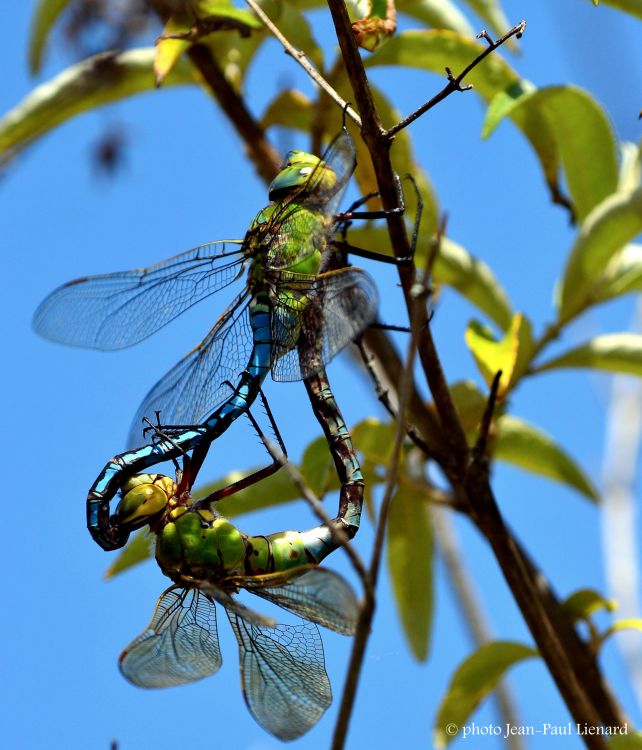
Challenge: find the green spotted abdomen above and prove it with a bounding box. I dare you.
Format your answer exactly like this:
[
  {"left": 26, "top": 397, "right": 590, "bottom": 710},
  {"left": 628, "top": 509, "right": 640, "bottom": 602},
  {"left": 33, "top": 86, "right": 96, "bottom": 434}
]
[{"left": 156, "top": 507, "right": 313, "bottom": 581}]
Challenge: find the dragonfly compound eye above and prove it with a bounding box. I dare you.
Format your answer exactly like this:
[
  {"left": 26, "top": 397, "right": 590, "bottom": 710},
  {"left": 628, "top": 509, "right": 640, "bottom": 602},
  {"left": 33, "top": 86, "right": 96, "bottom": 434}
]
[
  {"left": 115, "top": 474, "right": 174, "bottom": 529},
  {"left": 269, "top": 151, "right": 337, "bottom": 200}
]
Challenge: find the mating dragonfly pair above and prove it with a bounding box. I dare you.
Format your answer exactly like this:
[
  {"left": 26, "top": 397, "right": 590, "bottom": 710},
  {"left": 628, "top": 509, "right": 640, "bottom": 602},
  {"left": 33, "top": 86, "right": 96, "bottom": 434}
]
[{"left": 35, "top": 128, "right": 415, "bottom": 739}]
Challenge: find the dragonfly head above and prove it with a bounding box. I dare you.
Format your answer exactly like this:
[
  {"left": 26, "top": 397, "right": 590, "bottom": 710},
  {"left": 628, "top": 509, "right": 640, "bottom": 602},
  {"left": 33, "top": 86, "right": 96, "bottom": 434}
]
[
  {"left": 114, "top": 474, "right": 177, "bottom": 530},
  {"left": 269, "top": 150, "right": 337, "bottom": 202}
]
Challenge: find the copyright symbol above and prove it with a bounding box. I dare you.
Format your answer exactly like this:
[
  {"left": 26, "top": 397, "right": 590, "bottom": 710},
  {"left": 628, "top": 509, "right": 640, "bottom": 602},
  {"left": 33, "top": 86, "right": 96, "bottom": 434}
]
[{"left": 446, "top": 724, "right": 458, "bottom": 736}]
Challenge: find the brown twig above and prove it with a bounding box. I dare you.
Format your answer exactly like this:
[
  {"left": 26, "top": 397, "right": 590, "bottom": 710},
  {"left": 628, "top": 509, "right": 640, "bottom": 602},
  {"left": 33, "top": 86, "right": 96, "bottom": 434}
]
[
  {"left": 244, "top": 0, "right": 362, "bottom": 128},
  {"left": 386, "top": 21, "right": 526, "bottom": 138},
  {"left": 257, "top": 434, "right": 369, "bottom": 584}
]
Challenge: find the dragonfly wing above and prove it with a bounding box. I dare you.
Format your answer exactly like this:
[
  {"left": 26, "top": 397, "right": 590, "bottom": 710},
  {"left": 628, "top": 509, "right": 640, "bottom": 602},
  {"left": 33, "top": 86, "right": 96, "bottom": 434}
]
[
  {"left": 119, "top": 586, "right": 222, "bottom": 687},
  {"left": 271, "top": 267, "right": 378, "bottom": 382},
  {"left": 246, "top": 568, "right": 359, "bottom": 635},
  {"left": 33, "top": 240, "right": 246, "bottom": 350},
  {"left": 314, "top": 127, "right": 357, "bottom": 219},
  {"left": 227, "top": 612, "right": 331, "bottom": 740},
  {"left": 127, "top": 290, "right": 252, "bottom": 446}
]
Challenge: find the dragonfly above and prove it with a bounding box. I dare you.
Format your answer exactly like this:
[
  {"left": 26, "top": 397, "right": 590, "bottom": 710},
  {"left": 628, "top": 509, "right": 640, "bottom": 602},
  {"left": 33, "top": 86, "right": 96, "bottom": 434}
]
[
  {"left": 112, "top": 464, "right": 359, "bottom": 741},
  {"left": 33, "top": 128, "right": 404, "bottom": 551}
]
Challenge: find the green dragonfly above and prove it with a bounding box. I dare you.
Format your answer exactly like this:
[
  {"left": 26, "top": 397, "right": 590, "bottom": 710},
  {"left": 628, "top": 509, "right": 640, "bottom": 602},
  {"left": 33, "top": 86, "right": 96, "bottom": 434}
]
[
  {"left": 34, "top": 128, "right": 399, "bottom": 551},
  {"left": 113, "top": 469, "right": 359, "bottom": 741}
]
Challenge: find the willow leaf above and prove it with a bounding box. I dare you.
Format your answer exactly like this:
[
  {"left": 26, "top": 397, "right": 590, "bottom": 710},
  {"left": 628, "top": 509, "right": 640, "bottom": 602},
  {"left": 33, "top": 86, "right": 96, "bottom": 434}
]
[
  {"left": 434, "top": 641, "right": 538, "bottom": 748},
  {"left": 536, "top": 334, "right": 642, "bottom": 378},
  {"left": 387, "top": 484, "right": 433, "bottom": 660},
  {"left": 483, "top": 85, "right": 618, "bottom": 222},
  {"left": 105, "top": 529, "right": 156, "bottom": 579},
  {"left": 28, "top": 0, "right": 73, "bottom": 74},
  {"left": 559, "top": 187, "right": 642, "bottom": 319},
  {"left": 495, "top": 415, "right": 599, "bottom": 502},
  {"left": 365, "top": 31, "right": 562, "bottom": 207},
  {"left": 0, "top": 49, "right": 198, "bottom": 164},
  {"left": 562, "top": 588, "right": 617, "bottom": 623},
  {"left": 587, "top": 0, "right": 642, "bottom": 20},
  {"left": 465, "top": 314, "right": 534, "bottom": 395},
  {"left": 397, "top": 0, "right": 475, "bottom": 35}
]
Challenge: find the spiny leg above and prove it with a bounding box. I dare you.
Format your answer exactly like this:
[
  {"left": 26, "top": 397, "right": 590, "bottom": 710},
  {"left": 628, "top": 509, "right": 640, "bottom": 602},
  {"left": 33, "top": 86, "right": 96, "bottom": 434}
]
[{"left": 195, "top": 389, "right": 288, "bottom": 506}]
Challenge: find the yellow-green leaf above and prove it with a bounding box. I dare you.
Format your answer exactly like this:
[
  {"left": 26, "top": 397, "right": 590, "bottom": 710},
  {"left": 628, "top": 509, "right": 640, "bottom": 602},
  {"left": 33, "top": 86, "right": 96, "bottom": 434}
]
[
  {"left": 0, "top": 48, "right": 198, "bottom": 164},
  {"left": 299, "top": 435, "right": 338, "bottom": 495},
  {"left": 462, "top": 0, "right": 513, "bottom": 41},
  {"left": 387, "top": 484, "right": 433, "bottom": 660},
  {"left": 535, "top": 334, "right": 642, "bottom": 378},
  {"left": 609, "top": 732, "right": 642, "bottom": 750},
  {"left": 105, "top": 529, "right": 155, "bottom": 579},
  {"left": 344, "top": 227, "right": 512, "bottom": 329},
  {"left": 449, "top": 380, "right": 488, "bottom": 434},
  {"left": 587, "top": 1, "right": 642, "bottom": 20},
  {"left": 484, "top": 85, "right": 618, "bottom": 222},
  {"left": 465, "top": 313, "right": 534, "bottom": 395},
  {"left": 365, "top": 31, "right": 564, "bottom": 211},
  {"left": 618, "top": 141, "right": 642, "bottom": 193},
  {"left": 562, "top": 588, "right": 617, "bottom": 623},
  {"left": 352, "top": 418, "right": 397, "bottom": 467},
  {"left": 396, "top": 0, "right": 475, "bottom": 36},
  {"left": 434, "top": 641, "right": 538, "bottom": 748},
  {"left": 559, "top": 187, "right": 642, "bottom": 319},
  {"left": 261, "top": 89, "right": 314, "bottom": 131},
  {"left": 605, "top": 618, "right": 642, "bottom": 637},
  {"left": 594, "top": 244, "right": 642, "bottom": 304},
  {"left": 28, "top": 0, "right": 73, "bottom": 74},
  {"left": 494, "top": 415, "right": 599, "bottom": 502}
]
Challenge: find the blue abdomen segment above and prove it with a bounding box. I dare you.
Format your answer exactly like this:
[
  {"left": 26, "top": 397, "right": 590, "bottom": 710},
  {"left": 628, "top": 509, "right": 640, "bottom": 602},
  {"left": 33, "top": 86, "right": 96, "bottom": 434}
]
[{"left": 87, "top": 298, "right": 272, "bottom": 550}]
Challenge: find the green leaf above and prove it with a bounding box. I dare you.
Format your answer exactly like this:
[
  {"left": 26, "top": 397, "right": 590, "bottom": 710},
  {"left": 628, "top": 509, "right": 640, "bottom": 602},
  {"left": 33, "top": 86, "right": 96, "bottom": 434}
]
[
  {"left": 0, "top": 48, "right": 198, "bottom": 164},
  {"left": 105, "top": 529, "right": 156, "bottom": 579},
  {"left": 396, "top": 0, "right": 475, "bottom": 36},
  {"left": 494, "top": 415, "right": 599, "bottom": 502},
  {"left": 299, "top": 435, "right": 338, "bottom": 495},
  {"left": 344, "top": 226, "right": 512, "bottom": 329},
  {"left": 434, "top": 641, "right": 538, "bottom": 748},
  {"left": 261, "top": 89, "right": 314, "bottom": 131},
  {"left": 618, "top": 141, "right": 642, "bottom": 193},
  {"left": 587, "top": 1, "right": 642, "bottom": 21},
  {"left": 449, "top": 380, "right": 488, "bottom": 434},
  {"left": 536, "top": 334, "right": 642, "bottom": 378},
  {"left": 609, "top": 732, "right": 642, "bottom": 750},
  {"left": 461, "top": 0, "right": 513, "bottom": 40},
  {"left": 559, "top": 187, "right": 642, "bottom": 319},
  {"left": 484, "top": 85, "right": 618, "bottom": 222},
  {"left": 436, "top": 238, "right": 513, "bottom": 330},
  {"left": 197, "top": 463, "right": 304, "bottom": 518},
  {"left": 562, "top": 588, "right": 617, "bottom": 623},
  {"left": 352, "top": 418, "right": 397, "bottom": 466},
  {"left": 365, "top": 31, "right": 565, "bottom": 210},
  {"left": 465, "top": 313, "right": 534, "bottom": 395},
  {"left": 605, "top": 618, "right": 642, "bottom": 637},
  {"left": 387, "top": 484, "right": 433, "bottom": 660},
  {"left": 594, "top": 244, "right": 642, "bottom": 304},
  {"left": 28, "top": 0, "right": 73, "bottom": 74}
]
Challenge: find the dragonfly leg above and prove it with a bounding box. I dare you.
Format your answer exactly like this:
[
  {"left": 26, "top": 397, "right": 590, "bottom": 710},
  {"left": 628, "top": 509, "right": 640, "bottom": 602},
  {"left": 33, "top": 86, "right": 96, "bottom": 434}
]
[
  {"left": 333, "top": 173, "right": 423, "bottom": 266},
  {"left": 196, "top": 390, "right": 288, "bottom": 505}
]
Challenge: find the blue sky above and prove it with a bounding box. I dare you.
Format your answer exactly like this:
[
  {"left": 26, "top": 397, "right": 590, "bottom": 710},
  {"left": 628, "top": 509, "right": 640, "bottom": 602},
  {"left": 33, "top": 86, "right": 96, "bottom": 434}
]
[{"left": 3, "top": 1, "right": 642, "bottom": 748}]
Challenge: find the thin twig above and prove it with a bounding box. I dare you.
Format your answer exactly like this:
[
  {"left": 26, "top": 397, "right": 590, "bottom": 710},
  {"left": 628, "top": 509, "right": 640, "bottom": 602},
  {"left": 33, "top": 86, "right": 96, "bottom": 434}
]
[
  {"left": 331, "top": 230, "right": 429, "bottom": 750},
  {"left": 257, "top": 435, "right": 369, "bottom": 583},
  {"left": 386, "top": 21, "right": 526, "bottom": 137},
  {"left": 244, "top": 0, "right": 362, "bottom": 128}
]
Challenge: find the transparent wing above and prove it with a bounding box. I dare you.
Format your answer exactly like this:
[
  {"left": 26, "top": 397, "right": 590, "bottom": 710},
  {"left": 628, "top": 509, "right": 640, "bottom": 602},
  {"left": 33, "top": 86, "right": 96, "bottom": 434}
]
[
  {"left": 127, "top": 290, "right": 253, "bottom": 446},
  {"left": 271, "top": 267, "right": 378, "bottom": 382},
  {"left": 33, "top": 240, "right": 246, "bottom": 350},
  {"left": 314, "top": 127, "right": 357, "bottom": 220},
  {"left": 119, "top": 586, "right": 222, "bottom": 688},
  {"left": 242, "top": 567, "right": 358, "bottom": 635},
  {"left": 227, "top": 612, "right": 331, "bottom": 741}
]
